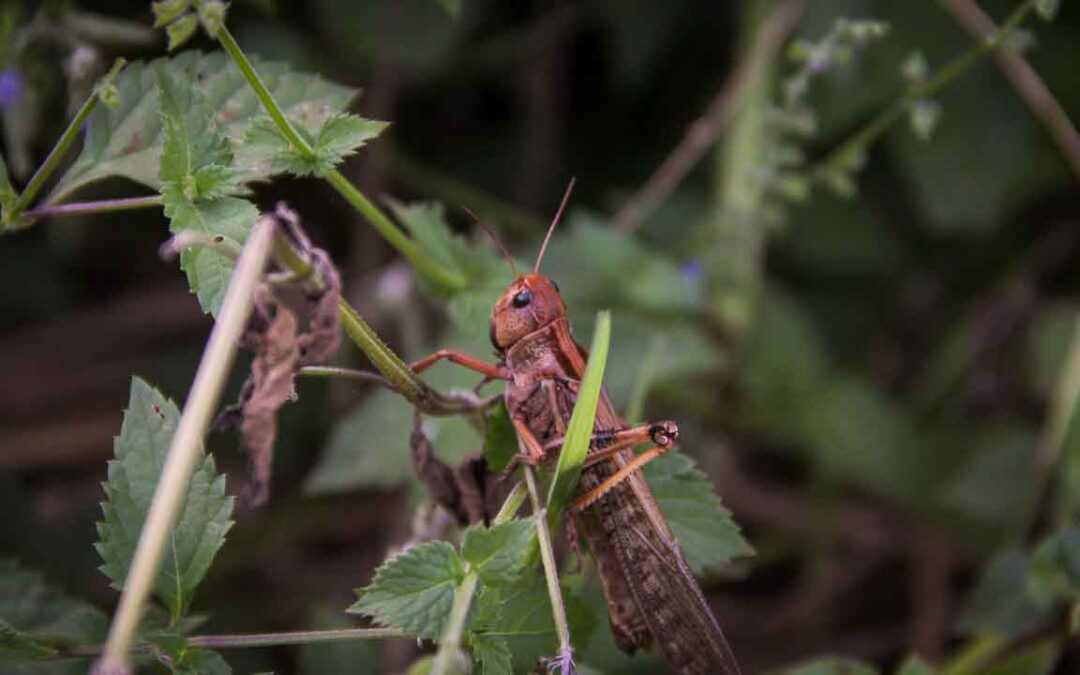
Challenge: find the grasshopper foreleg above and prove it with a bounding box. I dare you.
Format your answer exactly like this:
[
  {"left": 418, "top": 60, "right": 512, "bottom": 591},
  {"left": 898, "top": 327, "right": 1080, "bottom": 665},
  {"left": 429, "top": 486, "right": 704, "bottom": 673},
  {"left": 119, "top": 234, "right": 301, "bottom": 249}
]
[{"left": 410, "top": 349, "right": 509, "bottom": 380}]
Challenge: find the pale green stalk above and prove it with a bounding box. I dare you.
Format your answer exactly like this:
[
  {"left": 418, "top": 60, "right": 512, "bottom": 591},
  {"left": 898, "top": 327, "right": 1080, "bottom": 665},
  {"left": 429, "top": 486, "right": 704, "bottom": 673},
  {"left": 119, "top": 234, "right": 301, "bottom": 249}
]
[{"left": 94, "top": 214, "right": 275, "bottom": 674}]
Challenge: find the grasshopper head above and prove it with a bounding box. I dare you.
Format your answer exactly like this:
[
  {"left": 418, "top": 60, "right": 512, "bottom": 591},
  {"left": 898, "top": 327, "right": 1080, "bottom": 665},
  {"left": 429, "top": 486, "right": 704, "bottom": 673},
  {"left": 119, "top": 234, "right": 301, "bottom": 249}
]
[{"left": 490, "top": 274, "right": 566, "bottom": 350}]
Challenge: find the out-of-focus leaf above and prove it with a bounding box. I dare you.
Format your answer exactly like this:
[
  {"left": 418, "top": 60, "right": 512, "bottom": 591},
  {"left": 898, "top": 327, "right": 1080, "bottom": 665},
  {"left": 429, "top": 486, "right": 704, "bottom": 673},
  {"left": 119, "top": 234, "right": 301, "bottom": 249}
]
[
  {"left": 982, "top": 639, "right": 1059, "bottom": 675},
  {"left": 483, "top": 403, "right": 518, "bottom": 473},
  {"left": 1034, "top": 0, "right": 1060, "bottom": 22},
  {"left": 461, "top": 519, "right": 536, "bottom": 587},
  {"left": 304, "top": 388, "right": 415, "bottom": 494},
  {"left": 0, "top": 560, "right": 107, "bottom": 667},
  {"left": 958, "top": 550, "right": 1055, "bottom": 636},
  {"left": 349, "top": 541, "right": 465, "bottom": 639},
  {"left": 95, "top": 378, "right": 234, "bottom": 623},
  {"left": 779, "top": 657, "right": 879, "bottom": 674},
  {"left": 644, "top": 450, "right": 753, "bottom": 575},
  {"left": 48, "top": 51, "right": 358, "bottom": 203},
  {"left": 896, "top": 655, "right": 934, "bottom": 675},
  {"left": 941, "top": 426, "right": 1037, "bottom": 533}
]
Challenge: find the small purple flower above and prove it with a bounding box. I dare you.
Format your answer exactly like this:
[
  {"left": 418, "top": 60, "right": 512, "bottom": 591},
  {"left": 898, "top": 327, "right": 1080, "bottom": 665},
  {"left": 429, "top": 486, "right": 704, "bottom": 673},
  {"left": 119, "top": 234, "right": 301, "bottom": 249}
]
[
  {"left": 0, "top": 69, "right": 23, "bottom": 108},
  {"left": 681, "top": 259, "right": 704, "bottom": 284}
]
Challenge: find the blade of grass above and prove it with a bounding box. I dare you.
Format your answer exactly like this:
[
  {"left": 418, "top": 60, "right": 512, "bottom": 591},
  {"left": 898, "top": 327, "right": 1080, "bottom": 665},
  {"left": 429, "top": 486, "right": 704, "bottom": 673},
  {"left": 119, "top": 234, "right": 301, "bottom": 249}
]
[{"left": 546, "top": 311, "right": 611, "bottom": 518}]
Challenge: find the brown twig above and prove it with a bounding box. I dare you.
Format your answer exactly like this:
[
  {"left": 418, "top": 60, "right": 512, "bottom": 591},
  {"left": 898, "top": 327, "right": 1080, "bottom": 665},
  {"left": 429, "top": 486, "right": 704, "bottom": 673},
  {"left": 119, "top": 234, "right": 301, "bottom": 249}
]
[
  {"left": 942, "top": 0, "right": 1080, "bottom": 181},
  {"left": 611, "top": 0, "right": 805, "bottom": 233}
]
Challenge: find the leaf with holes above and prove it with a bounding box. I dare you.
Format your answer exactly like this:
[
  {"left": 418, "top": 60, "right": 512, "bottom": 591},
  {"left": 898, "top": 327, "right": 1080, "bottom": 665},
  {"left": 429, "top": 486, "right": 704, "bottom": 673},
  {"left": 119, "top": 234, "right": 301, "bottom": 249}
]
[{"left": 95, "top": 378, "right": 234, "bottom": 624}]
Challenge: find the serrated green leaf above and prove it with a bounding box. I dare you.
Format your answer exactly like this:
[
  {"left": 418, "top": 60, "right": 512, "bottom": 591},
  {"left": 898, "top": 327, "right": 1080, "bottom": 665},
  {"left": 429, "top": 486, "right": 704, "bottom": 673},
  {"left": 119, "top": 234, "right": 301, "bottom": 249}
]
[
  {"left": 349, "top": 541, "right": 465, "bottom": 639},
  {"left": 547, "top": 311, "right": 610, "bottom": 518},
  {"left": 462, "top": 519, "right": 537, "bottom": 587},
  {"left": 483, "top": 403, "right": 518, "bottom": 473},
  {"left": 242, "top": 117, "right": 314, "bottom": 176},
  {"left": 153, "top": 0, "right": 192, "bottom": 27},
  {"left": 95, "top": 378, "right": 234, "bottom": 623},
  {"left": 156, "top": 67, "right": 256, "bottom": 315},
  {"left": 48, "top": 51, "right": 358, "bottom": 204},
  {"left": 146, "top": 630, "right": 232, "bottom": 674},
  {"left": 166, "top": 14, "right": 199, "bottom": 51},
  {"left": 644, "top": 450, "right": 753, "bottom": 574},
  {"left": 314, "top": 114, "right": 387, "bottom": 170},
  {"left": 1035, "top": 0, "right": 1060, "bottom": 22},
  {"left": 0, "top": 620, "right": 56, "bottom": 659}
]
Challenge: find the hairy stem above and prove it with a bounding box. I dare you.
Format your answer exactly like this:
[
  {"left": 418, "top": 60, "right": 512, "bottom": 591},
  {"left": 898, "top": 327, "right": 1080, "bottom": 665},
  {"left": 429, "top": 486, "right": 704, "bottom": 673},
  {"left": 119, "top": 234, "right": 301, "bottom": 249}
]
[
  {"left": 215, "top": 25, "right": 465, "bottom": 292},
  {"left": 808, "top": 0, "right": 1037, "bottom": 183},
  {"left": 94, "top": 213, "right": 275, "bottom": 674},
  {"left": 6, "top": 59, "right": 126, "bottom": 228},
  {"left": 525, "top": 466, "right": 574, "bottom": 673},
  {"left": 429, "top": 481, "right": 527, "bottom": 675}
]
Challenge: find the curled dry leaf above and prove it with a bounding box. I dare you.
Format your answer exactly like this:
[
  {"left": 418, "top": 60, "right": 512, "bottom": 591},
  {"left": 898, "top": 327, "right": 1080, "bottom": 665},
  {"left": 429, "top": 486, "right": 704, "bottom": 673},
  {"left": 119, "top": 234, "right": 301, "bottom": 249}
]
[
  {"left": 219, "top": 206, "right": 342, "bottom": 506},
  {"left": 409, "top": 418, "right": 501, "bottom": 527}
]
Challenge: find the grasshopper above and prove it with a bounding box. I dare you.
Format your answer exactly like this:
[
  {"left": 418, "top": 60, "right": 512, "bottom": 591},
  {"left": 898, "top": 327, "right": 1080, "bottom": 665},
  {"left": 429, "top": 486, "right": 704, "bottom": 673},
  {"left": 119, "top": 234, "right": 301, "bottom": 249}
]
[{"left": 411, "top": 185, "right": 741, "bottom": 675}]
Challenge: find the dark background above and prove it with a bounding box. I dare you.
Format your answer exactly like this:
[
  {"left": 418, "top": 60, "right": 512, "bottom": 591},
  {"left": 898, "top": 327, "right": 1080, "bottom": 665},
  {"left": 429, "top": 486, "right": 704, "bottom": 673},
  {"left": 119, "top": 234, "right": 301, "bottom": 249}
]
[{"left": 1, "top": 0, "right": 1079, "bottom": 672}]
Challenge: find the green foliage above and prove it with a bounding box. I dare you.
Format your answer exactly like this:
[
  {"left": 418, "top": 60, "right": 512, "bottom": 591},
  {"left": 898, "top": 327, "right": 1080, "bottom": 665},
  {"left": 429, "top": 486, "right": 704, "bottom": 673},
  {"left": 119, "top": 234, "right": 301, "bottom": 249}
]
[
  {"left": 780, "top": 657, "right": 879, "bottom": 675},
  {"left": 349, "top": 541, "right": 466, "bottom": 639},
  {"left": 482, "top": 403, "right": 518, "bottom": 473},
  {"left": 48, "top": 50, "right": 358, "bottom": 204},
  {"left": 546, "top": 311, "right": 610, "bottom": 518},
  {"left": 145, "top": 631, "right": 231, "bottom": 674},
  {"left": 95, "top": 378, "right": 234, "bottom": 624},
  {"left": 461, "top": 520, "right": 537, "bottom": 587},
  {"left": 156, "top": 65, "right": 255, "bottom": 315},
  {"left": 0, "top": 560, "right": 107, "bottom": 668},
  {"left": 644, "top": 451, "right": 753, "bottom": 574},
  {"left": 244, "top": 113, "right": 387, "bottom": 177}
]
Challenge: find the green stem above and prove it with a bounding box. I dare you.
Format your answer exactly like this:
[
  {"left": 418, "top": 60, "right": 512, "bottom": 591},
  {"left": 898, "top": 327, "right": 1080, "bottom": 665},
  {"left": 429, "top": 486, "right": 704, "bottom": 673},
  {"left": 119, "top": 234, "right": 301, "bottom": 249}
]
[
  {"left": 7, "top": 59, "right": 127, "bottom": 225},
  {"left": 429, "top": 482, "right": 527, "bottom": 675},
  {"left": 809, "top": 0, "right": 1036, "bottom": 182},
  {"left": 524, "top": 466, "right": 574, "bottom": 672},
  {"left": 216, "top": 25, "right": 465, "bottom": 292},
  {"left": 95, "top": 212, "right": 275, "bottom": 673}
]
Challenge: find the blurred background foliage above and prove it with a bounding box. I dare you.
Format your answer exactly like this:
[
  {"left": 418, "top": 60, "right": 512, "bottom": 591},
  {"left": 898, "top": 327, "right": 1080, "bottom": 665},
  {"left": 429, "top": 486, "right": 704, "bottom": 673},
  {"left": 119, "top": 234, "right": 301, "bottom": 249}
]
[{"left": 1, "top": 0, "right": 1079, "bottom": 673}]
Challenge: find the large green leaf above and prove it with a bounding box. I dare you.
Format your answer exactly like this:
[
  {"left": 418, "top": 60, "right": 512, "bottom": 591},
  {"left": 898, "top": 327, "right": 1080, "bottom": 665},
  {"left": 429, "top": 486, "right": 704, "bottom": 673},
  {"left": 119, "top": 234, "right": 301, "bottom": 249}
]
[
  {"left": 95, "top": 377, "right": 235, "bottom": 623},
  {"left": 348, "top": 541, "right": 466, "bottom": 639},
  {"left": 48, "top": 50, "right": 358, "bottom": 203},
  {"left": 0, "top": 560, "right": 107, "bottom": 671},
  {"left": 644, "top": 450, "right": 753, "bottom": 575},
  {"left": 461, "top": 519, "right": 537, "bottom": 587}
]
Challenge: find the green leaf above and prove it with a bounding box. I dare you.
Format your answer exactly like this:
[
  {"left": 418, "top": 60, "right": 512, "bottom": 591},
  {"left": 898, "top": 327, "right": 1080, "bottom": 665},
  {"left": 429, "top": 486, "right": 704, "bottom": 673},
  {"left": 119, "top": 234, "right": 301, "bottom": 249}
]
[
  {"left": 958, "top": 550, "right": 1057, "bottom": 637},
  {"left": 483, "top": 403, "right": 518, "bottom": 473},
  {"left": 547, "top": 311, "right": 611, "bottom": 517},
  {"left": 48, "top": 51, "right": 358, "bottom": 204},
  {"left": 982, "top": 639, "right": 1060, "bottom": 675},
  {"left": 0, "top": 155, "right": 17, "bottom": 230},
  {"left": 95, "top": 378, "right": 235, "bottom": 623},
  {"left": 1034, "top": 0, "right": 1060, "bottom": 22},
  {"left": 314, "top": 114, "right": 388, "bottom": 171},
  {"left": 896, "top": 655, "right": 934, "bottom": 675},
  {"left": 152, "top": 0, "right": 192, "bottom": 27},
  {"left": 781, "top": 657, "right": 879, "bottom": 675},
  {"left": 166, "top": 14, "right": 199, "bottom": 51},
  {"left": 462, "top": 519, "right": 537, "bottom": 587},
  {"left": 436, "top": 0, "right": 463, "bottom": 19},
  {"left": 0, "top": 559, "right": 107, "bottom": 668},
  {"left": 243, "top": 113, "right": 386, "bottom": 177},
  {"left": 469, "top": 632, "right": 512, "bottom": 675},
  {"left": 349, "top": 541, "right": 465, "bottom": 639},
  {"left": 156, "top": 66, "right": 256, "bottom": 315},
  {"left": 644, "top": 451, "right": 753, "bottom": 575},
  {"left": 468, "top": 577, "right": 595, "bottom": 674}
]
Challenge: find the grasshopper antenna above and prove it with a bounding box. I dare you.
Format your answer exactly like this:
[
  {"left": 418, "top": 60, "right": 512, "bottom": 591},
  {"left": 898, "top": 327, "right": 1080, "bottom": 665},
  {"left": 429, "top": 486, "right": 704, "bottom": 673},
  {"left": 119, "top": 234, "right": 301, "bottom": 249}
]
[
  {"left": 534, "top": 176, "right": 576, "bottom": 275},
  {"left": 463, "top": 206, "right": 518, "bottom": 279}
]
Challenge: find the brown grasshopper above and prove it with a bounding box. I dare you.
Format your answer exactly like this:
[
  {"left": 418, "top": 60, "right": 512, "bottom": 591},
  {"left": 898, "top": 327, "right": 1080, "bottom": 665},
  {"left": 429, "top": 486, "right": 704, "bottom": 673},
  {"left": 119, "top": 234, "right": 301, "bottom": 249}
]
[{"left": 411, "top": 186, "right": 741, "bottom": 675}]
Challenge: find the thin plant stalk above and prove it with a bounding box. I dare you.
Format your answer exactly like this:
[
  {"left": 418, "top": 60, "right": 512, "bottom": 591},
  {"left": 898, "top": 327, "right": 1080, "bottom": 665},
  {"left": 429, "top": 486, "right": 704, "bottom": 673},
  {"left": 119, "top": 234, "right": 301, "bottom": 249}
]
[
  {"left": 525, "top": 466, "right": 574, "bottom": 674},
  {"left": 22, "top": 195, "right": 162, "bottom": 222},
  {"left": 214, "top": 25, "right": 465, "bottom": 293},
  {"left": 429, "top": 481, "right": 527, "bottom": 675},
  {"left": 93, "top": 214, "right": 275, "bottom": 674},
  {"left": 6, "top": 59, "right": 126, "bottom": 226},
  {"left": 808, "top": 0, "right": 1037, "bottom": 183}
]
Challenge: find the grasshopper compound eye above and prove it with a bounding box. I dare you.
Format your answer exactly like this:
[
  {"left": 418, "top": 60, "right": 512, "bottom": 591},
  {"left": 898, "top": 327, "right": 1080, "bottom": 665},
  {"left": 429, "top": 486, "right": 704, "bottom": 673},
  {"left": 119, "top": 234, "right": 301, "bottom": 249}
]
[{"left": 512, "top": 288, "right": 532, "bottom": 308}]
